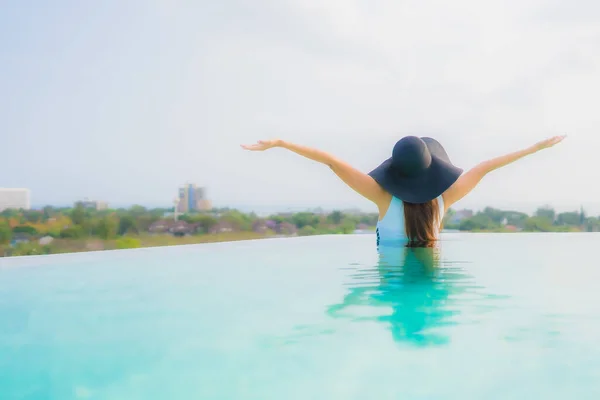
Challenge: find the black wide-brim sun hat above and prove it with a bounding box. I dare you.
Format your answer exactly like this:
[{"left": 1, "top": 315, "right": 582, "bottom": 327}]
[{"left": 368, "top": 136, "right": 463, "bottom": 204}]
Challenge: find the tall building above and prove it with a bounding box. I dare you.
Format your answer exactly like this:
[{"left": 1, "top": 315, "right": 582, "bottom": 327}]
[
  {"left": 177, "top": 184, "right": 211, "bottom": 213},
  {"left": 75, "top": 199, "right": 108, "bottom": 210},
  {"left": 0, "top": 188, "right": 31, "bottom": 212},
  {"left": 177, "top": 185, "right": 190, "bottom": 213}
]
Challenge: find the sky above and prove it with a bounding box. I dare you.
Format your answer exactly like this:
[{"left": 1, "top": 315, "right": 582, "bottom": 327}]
[{"left": 1, "top": 0, "right": 600, "bottom": 214}]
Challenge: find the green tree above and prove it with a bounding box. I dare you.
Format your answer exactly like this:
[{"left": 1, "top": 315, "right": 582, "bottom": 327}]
[
  {"left": 96, "top": 217, "right": 119, "bottom": 239},
  {"left": 195, "top": 215, "right": 218, "bottom": 233},
  {"left": 340, "top": 220, "right": 357, "bottom": 234},
  {"left": 220, "top": 210, "right": 251, "bottom": 231},
  {"left": 177, "top": 214, "right": 193, "bottom": 223},
  {"left": 22, "top": 211, "right": 43, "bottom": 223},
  {"left": 443, "top": 208, "right": 457, "bottom": 227},
  {"left": 80, "top": 218, "right": 96, "bottom": 237},
  {"left": 299, "top": 225, "right": 317, "bottom": 236},
  {"left": 292, "top": 212, "right": 319, "bottom": 229},
  {"left": 0, "top": 209, "right": 19, "bottom": 218},
  {"left": 42, "top": 206, "right": 56, "bottom": 219},
  {"left": 503, "top": 211, "right": 528, "bottom": 227},
  {"left": 270, "top": 215, "right": 288, "bottom": 224},
  {"left": 359, "top": 214, "right": 378, "bottom": 226},
  {"left": 12, "top": 225, "right": 38, "bottom": 235},
  {"left": 556, "top": 211, "right": 580, "bottom": 226},
  {"left": 535, "top": 206, "right": 555, "bottom": 222},
  {"left": 0, "top": 220, "right": 12, "bottom": 245},
  {"left": 459, "top": 214, "right": 497, "bottom": 231},
  {"left": 585, "top": 217, "right": 600, "bottom": 232},
  {"left": 118, "top": 215, "right": 139, "bottom": 235},
  {"left": 71, "top": 205, "right": 86, "bottom": 226},
  {"left": 60, "top": 226, "right": 85, "bottom": 239},
  {"left": 481, "top": 207, "right": 505, "bottom": 224},
  {"left": 524, "top": 216, "right": 553, "bottom": 232},
  {"left": 327, "top": 210, "right": 344, "bottom": 225}
]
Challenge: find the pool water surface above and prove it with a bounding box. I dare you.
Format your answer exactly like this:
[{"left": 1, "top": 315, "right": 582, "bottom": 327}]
[{"left": 1, "top": 233, "right": 600, "bottom": 399}]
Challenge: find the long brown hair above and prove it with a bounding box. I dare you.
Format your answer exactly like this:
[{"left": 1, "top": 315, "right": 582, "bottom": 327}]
[{"left": 403, "top": 198, "right": 442, "bottom": 247}]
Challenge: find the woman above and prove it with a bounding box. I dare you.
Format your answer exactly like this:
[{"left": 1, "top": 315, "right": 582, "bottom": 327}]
[{"left": 241, "top": 135, "right": 565, "bottom": 247}]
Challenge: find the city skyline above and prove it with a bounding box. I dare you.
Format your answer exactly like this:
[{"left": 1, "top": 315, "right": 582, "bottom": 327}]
[
  {"left": 2, "top": 1, "right": 600, "bottom": 214},
  {"left": 23, "top": 197, "right": 600, "bottom": 217},
  {"left": 3, "top": 184, "right": 599, "bottom": 216},
  {"left": 11, "top": 183, "right": 600, "bottom": 216},
  {"left": 5, "top": 184, "right": 598, "bottom": 221}
]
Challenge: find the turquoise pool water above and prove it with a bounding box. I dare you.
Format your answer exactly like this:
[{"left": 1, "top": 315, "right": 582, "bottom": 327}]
[{"left": 1, "top": 233, "right": 600, "bottom": 399}]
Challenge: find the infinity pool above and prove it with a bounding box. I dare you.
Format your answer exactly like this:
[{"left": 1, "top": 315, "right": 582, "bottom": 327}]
[{"left": 1, "top": 233, "right": 600, "bottom": 399}]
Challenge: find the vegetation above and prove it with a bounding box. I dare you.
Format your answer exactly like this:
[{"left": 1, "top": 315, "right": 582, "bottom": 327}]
[
  {"left": 1, "top": 203, "right": 598, "bottom": 257},
  {"left": 0, "top": 205, "right": 377, "bottom": 257},
  {"left": 444, "top": 205, "right": 599, "bottom": 233}
]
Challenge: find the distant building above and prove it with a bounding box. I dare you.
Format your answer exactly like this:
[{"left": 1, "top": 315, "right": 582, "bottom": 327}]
[
  {"left": 149, "top": 220, "right": 174, "bottom": 234},
  {"left": 198, "top": 199, "right": 212, "bottom": 211},
  {"left": 75, "top": 199, "right": 108, "bottom": 210},
  {"left": 39, "top": 236, "right": 54, "bottom": 246},
  {"left": 275, "top": 222, "right": 297, "bottom": 236},
  {"left": 148, "top": 220, "right": 199, "bottom": 236},
  {"left": 169, "top": 220, "right": 198, "bottom": 236},
  {"left": 10, "top": 233, "right": 31, "bottom": 246},
  {"left": 177, "top": 184, "right": 212, "bottom": 213},
  {"left": 252, "top": 220, "right": 268, "bottom": 234},
  {"left": 0, "top": 188, "right": 31, "bottom": 212},
  {"left": 265, "top": 220, "right": 278, "bottom": 230},
  {"left": 209, "top": 221, "right": 235, "bottom": 234}
]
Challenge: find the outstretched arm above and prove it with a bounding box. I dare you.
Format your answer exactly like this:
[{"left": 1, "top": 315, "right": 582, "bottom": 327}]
[
  {"left": 241, "top": 139, "right": 388, "bottom": 207},
  {"left": 442, "top": 135, "right": 566, "bottom": 210}
]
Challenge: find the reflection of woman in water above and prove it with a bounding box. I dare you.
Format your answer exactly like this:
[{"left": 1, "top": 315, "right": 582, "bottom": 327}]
[
  {"left": 243, "top": 135, "right": 564, "bottom": 247},
  {"left": 327, "top": 244, "right": 464, "bottom": 346}
]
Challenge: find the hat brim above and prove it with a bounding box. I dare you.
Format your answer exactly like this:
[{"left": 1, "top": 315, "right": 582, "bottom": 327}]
[{"left": 368, "top": 137, "right": 463, "bottom": 204}]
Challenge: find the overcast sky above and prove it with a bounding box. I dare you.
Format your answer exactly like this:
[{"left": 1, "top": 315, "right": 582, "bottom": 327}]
[{"left": 2, "top": 0, "right": 600, "bottom": 214}]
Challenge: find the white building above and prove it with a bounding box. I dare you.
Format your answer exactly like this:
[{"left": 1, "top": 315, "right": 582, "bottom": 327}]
[
  {"left": 75, "top": 199, "right": 108, "bottom": 210},
  {"left": 0, "top": 188, "right": 31, "bottom": 212}
]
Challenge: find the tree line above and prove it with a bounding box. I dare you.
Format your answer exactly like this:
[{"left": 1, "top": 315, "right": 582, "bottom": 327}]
[
  {"left": 1, "top": 203, "right": 599, "bottom": 256},
  {"left": 0, "top": 204, "right": 379, "bottom": 256},
  {"left": 445, "top": 205, "right": 600, "bottom": 232}
]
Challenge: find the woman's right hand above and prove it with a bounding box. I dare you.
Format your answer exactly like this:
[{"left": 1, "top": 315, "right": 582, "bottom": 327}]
[
  {"left": 532, "top": 135, "right": 567, "bottom": 151},
  {"left": 240, "top": 139, "right": 282, "bottom": 151}
]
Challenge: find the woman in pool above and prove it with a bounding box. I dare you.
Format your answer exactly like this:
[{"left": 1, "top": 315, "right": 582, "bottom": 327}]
[{"left": 242, "top": 135, "right": 565, "bottom": 247}]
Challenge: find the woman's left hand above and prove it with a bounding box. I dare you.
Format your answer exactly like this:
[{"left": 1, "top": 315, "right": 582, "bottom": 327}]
[{"left": 241, "top": 139, "right": 281, "bottom": 151}]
